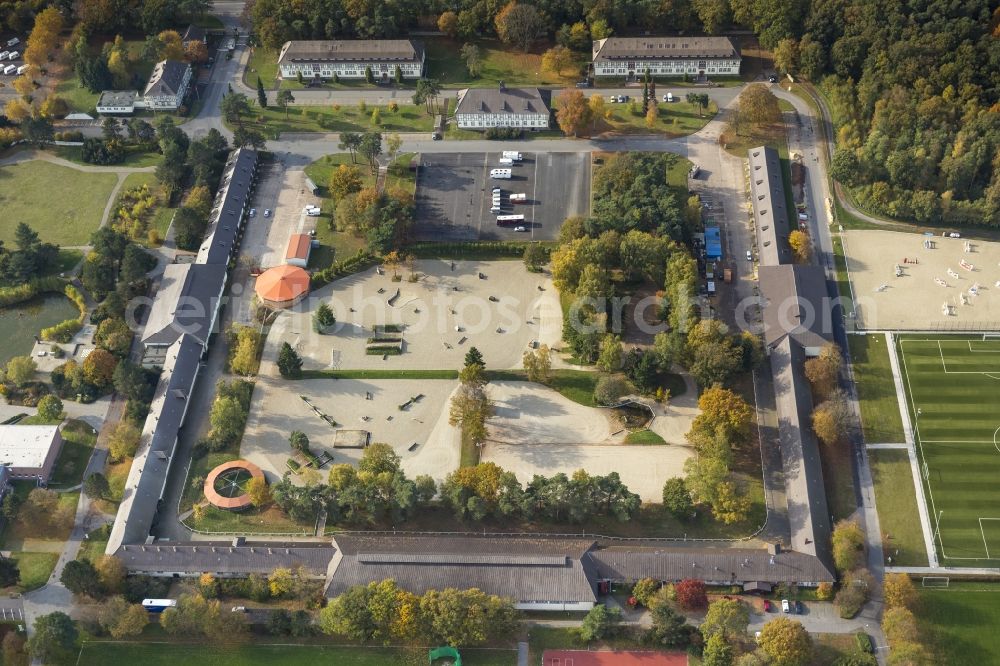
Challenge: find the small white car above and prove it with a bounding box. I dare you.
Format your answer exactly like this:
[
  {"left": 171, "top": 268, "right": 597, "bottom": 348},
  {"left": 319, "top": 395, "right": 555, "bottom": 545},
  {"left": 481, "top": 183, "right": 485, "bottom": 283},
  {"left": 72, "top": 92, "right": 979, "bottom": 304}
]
[
  {"left": 746, "top": 250, "right": 753, "bottom": 261},
  {"left": 514, "top": 226, "right": 527, "bottom": 232},
  {"left": 492, "top": 188, "right": 502, "bottom": 194},
  {"left": 948, "top": 232, "right": 961, "bottom": 238},
  {"left": 231, "top": 606, "right": 246, "bottom": 613},
  {"left": 781, "top": 599, "right": 791, "bottom": 613},
  {"left": 263, "top": 209, "right": 271, "bottom": 217},
  {"left": 248, "top": 208, "right": 256, "bottom": 217}
]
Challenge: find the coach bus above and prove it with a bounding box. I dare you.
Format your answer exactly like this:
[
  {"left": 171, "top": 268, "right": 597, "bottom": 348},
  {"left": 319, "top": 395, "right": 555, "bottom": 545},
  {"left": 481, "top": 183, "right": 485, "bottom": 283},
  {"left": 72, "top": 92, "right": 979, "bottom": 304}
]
[
  {"left": 142, "top": 599, "right": 178, "bottom": 613},
  {"left": 496, "top": 214, "right": 525, "bottom": 226}
]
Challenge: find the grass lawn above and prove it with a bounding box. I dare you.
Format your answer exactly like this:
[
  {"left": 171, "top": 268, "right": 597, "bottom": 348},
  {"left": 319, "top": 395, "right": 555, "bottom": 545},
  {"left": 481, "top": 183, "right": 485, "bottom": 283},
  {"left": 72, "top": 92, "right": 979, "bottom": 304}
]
[
  {"left": 869, "top": 449, "right": 928, "bottom": 566},
  {"left": 10, "top": 551, "right": 58, "bottom": 591},
  {"left": 49, "top": 419, "right": 97, "bottom": 488},
  {"left": 487, "top": 369, "right": 600, "bottom": 407},
  {"left": 78, "top": 643, "right": 517, "bottom": 666},
  {"left": 830, "top": 233, "right": 854, "bottom": 309},
  {"left": 184, "top": 504, "right": 313, "bottom": 535},
  {"left": 180, "top": 449, "right": 239, "bottom": 512},
  {"left": 246, "top": 47, "right": 279, "bottom": 87},
  {"left": 54, "top": 248, "right": 84, "bottom": 275},
  {"left": 624, "top": 429, "right": 666, "bottom": 445},
  {"left": 236, "top": 104, "right": 434, "bottom": 137},
  {"left": 78, "top": 525, "right": 111, "bottom": 563},
  {"left": 897, "top": 335, "right": 1000, "bottom": 566},
  {"left": 598, "top": 100, "right": 718, "bottom": 137},
  {"left": 847, "top": 333, "right": 904, "bottom": 443},
  {"left": 425, "top": 38, "right": 585, "bottom": 88},
  {"left": 811, "top": 633, "right": 866, "bottom": 666},
  {"left": 54, "top": 73, "right": 100, "bottom": 114},
  {"left": 460, "top": 424, "right": 480, "bottom": 468},
  {"left": 0, "top": 161, "right": 117, "bottom": 246},
  {"left": 818, "top": 435, "right": 856, "bottom": 523},
  {"left": 917, "top": 584, "right": 1000, "bottom": 664},
  {"left": 49, "top": 145, "right": 165, "bottom": 169}
]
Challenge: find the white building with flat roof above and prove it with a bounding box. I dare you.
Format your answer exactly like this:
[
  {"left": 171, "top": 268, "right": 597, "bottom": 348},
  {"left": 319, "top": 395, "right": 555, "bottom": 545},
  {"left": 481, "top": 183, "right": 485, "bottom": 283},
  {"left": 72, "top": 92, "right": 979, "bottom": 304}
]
[{"left": 0, "top": 425, "right": 63, "bottom": 483}]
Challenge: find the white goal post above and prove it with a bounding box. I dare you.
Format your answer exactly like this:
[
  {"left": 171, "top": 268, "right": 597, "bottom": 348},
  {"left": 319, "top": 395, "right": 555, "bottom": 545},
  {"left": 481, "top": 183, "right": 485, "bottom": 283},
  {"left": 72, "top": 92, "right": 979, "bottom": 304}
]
[
  {"left": 922, "top": 576, "right": 950, "bottom": 588},
  {"left": 982, "top": 333, "right": 1000, "bottom": 341}
]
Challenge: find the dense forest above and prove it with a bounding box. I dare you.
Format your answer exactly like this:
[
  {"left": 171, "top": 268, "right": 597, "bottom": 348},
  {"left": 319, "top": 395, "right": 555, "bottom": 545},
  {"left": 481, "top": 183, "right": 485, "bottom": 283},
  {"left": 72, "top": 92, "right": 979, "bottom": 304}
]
[{"left": 0, "top": 0, "right": 997, "bottom": 225}]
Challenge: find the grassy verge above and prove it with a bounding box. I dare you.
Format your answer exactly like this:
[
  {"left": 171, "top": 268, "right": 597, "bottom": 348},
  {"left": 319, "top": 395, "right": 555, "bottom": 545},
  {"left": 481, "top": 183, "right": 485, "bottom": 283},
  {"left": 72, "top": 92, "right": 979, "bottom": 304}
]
[
  {"left": 78, "top": 525, "right": 111, "bottom": 563},
  {"left": 49, "top": 145, "right": 164, "bottom": 169},
  {"left": 869, "top": 449, "right": 928, "bottom": 566},
  {"left": 184, "top": 504, "right": 313, "bottom": 535},
  {"left": 235, "top": 104, "right": 434, "bottom": 136},
  {"left": 624, "top": 429, "right": 666, "bottom": 445},
  {"left": 830, "top": 232, "right": 854, "bottom": 310},
  {"left": 818, "top": 438, "right": 856, "bottom": 523},
  {"left": 459, "top": 425, "right": 480, "bottom": 468},
  {"left": 245, "top": 47, "right": 279, "bottom": 88},
  {"left": 487, "top": 369, "right": 599, "bottom": 407},
  {"left": 78, "top": 642, "right": 517, "bottom": 666},
  {"left": 10, "top": 551, "right": 58, "bottom": 590},
  {"left": 297, "top": 369, "right": 459, "bottom": 380},
  {"left": 597, "top": 100, "right": 718, "bottom": 137},
  {"left": 811, "top": 633, "right": 865, "bottom": 666},
  {"left": 49, "top": 419, "right": 97, "bottom": 488},
  {"left": 846, "top": 333, "right": 904, "bottom": 443},
  {"left": 425, "top": 38, "right": 584, "bottom": 88},
  {"left": 0, "top": 160, "right": 117, "bottom": 246}
]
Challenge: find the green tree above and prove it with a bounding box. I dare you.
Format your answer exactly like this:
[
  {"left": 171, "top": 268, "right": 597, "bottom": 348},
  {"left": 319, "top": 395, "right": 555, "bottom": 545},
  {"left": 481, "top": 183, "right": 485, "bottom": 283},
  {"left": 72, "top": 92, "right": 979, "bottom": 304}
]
[
  {"left": 773, "top": 38, "right": 799, "bottom": 75},
  {"left": 277, "top": 342, "right": 302, "bottom": 378},
  {"left": 645, "top": 603, "right": 691, "bottom": 648},
  {"left": 209, "top": 395, "right": 245, "bottom": 446},
  {"left": 686, "top": 320, "right": 743, "bottom": 387},
  {"left": 662, "top": 477, "right": 694, "bottom": 518},
  {"left": 701, "top": 598, "right": 750, "bottom": 641},
  {"left": 275, "top": 89, "right": 295, "bottom": 119},
  {"left": 596, "top": 334, "right": 623, "bottom": 372},
  {"left": 364, "top": 65, "right": 374, "bottom": 83},
  {"left": 831, "top": 519, "right": 865, "bottom": 572},
  {"left": 412, "top": 78, "right": 441, "bottom": 115},
  {"left": 460, "top": 43, "right": 482, "bottom": 77},
  {"left": 108, "top": 421, "right": 141, "bottom": 461},
  {"left": 36, "top": 394, "right": 63, "bottom": 422},
  {"left": 631, "top": 578, "right": 660, "bottom": 606},
  {"left": 494, "top": 1, "right": 545, "bottom": 51},
  {"left": 220, "top": 92, "right": 251, "bottom": 125},
  {"left": 0, "top": 555, "right": 19, "bottom": 587},
  {"left": 579, "top": 604, "right": 621, "bottom": 642},
  {"left": 229, "top": 326, "right": 260, "bottom": 376},
  {"left": 703, "top": 633, "right": 735, "bottom": 666},
  {"left": 61, "top": 559, "right": 102, "bottom": 598},
  {"left": 523, "top": 242, "right": 547, "bottom": 271},
  {"left": 289, "top": 430, "right": 310, "bottom": 453},
  {"left": 4, "top": 356, "right": 36, "bottom": 386},
  {"left": 84, "top": 472, "right": 111, "bottom": 499},
  {"left": 359, "top": 443, "right": 401, "bottom": 475},
  {"left": 26, "top": 612, "right": 78, "bottom": 664},
  {"left": 758, "top": 617, "right": 813, "bottom": 666},
  {"left": 464, "top": 347, "right": 485, "bottom": 369},
  {"left": 98, "top": 596, "right": 149, "bottom": 638},
  {"left": 256, "top": 76, "right": 267, "bottom": 108},
  {"left": 94, "top": 555, "right": 126, "bottom": 594},
  {"left": 314, "top": 302, "right": 336, "bottom": 332},
  {"left": 522, "top": 344, "right": 552, "bottom": 383},
  {"left": 593, "top": 375, "right": 631, "bottom": 406}
]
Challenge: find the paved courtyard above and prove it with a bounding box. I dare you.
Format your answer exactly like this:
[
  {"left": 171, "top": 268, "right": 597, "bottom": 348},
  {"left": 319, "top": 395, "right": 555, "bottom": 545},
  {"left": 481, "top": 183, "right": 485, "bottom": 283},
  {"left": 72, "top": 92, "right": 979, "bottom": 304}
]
[
  {"left": 272, "top": 259, "right": 563, "bottom": 371},
  {"left": 844, "top": 229, "right": 1000, "bottom": 330}
]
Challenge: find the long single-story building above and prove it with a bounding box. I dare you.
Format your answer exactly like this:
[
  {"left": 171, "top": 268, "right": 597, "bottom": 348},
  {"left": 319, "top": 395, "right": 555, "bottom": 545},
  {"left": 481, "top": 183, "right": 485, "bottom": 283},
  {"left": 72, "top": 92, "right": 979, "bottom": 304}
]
[
  {"left": 327, "top": 535, "right": 599, "bottom": 612},
  {"left": 196, "top": 148, "right": 259, "bottom": 265},
  {"left": 141, "top": 263, "right": 227, "bottom": 367},
  {"left": 277, "top": 40, "right": 424, "bottom": 81},
  {"left": 454, "top": 86, "right": 550, "bottom": 131},
  {"left": 592, "top": 36, "right": 740, "bottom": 79},
  {"left": 749, "top": 146, "right": 792, "bottom": 266},
  {"left": 0, "top": 425, "right": 63, "bottom": 484},
  {"left": 115, "top": 539, "right": 334, "bottom": 578}
]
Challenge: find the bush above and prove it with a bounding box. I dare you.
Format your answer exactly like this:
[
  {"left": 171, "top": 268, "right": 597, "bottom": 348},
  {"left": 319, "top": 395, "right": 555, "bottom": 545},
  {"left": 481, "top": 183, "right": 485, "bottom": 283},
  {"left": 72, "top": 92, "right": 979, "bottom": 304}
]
[
  {"left": 484, "top": 127, "right": 523, "bottom": 140},
  {"left": 593, "top": 375, "right": 631, "bottom": 405},
  {"left": 40, "top": 318, "right": 83, "bottom": 342},
  {"left": 855, "top": 632, "right": 873, "bottom": 654}
]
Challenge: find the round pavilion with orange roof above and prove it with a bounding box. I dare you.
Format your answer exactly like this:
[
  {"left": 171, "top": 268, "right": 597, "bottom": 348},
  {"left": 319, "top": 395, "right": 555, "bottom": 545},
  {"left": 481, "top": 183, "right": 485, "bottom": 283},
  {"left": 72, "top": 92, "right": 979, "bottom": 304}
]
[{"left": 255, "top": 264, "right": 310, "bottom": 308}]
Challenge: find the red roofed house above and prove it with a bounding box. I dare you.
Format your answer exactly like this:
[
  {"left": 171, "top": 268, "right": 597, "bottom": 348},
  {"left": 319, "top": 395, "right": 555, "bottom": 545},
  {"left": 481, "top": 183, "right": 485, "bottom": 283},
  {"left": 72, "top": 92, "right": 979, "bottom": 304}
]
[{"left": 285, "top": 233, "right": 312, "bottom": 268}]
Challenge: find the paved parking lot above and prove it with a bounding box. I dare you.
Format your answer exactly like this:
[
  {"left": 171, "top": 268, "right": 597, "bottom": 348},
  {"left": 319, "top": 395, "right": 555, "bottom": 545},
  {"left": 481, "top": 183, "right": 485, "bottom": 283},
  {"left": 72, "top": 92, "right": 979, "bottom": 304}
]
[{"left": 413, "top": 152, "right": 590, "bottom": 242}]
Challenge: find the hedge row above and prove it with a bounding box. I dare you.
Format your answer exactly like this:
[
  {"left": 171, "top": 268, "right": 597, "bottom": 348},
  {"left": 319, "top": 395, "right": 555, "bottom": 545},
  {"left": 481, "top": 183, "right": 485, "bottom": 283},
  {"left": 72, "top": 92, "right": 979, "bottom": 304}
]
[
  {"left": 310, "top": 250, "right": 378, "bottom": 288},
  {"left": 409, "top": 241, "right": 554, "bottom": 259},
  {"left": 40, "top": 284, "right": 88, "bottom": 343}
]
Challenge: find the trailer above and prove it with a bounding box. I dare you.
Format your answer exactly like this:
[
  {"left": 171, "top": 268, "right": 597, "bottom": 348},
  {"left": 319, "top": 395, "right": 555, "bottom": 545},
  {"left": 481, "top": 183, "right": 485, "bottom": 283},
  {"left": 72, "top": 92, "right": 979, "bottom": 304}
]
[
  {"left": 142, "top": 599, "right": 178, "bottom": 613},
  {"left": 510, "top": 193, "right": 527, "bottom": 202},
  {"left": 15, "top": 64, "right": 27, "bottom": 75},
  {"left": 2, "top": 65, "right": 14, "bottom": 75},
  {"left": 498, "top": 157, "right": 514, "bottom": 166},
  {"left": 6, "top": 38, "right": 18, "bottom": 48},
  {"left": 501, "top": 151, "right": 523, "bottom": 162},
  {"left": 489, "top": 168, "right": 511, "bottom": 179},
  {"left": 723, "top": 267, "right": 733, "bottom": 283},
  {"left": 496, "top": 214, "right": 525, "bottom": 226},
  {"left": 8, "top": 51, "right": 18, "bottom": 61}
]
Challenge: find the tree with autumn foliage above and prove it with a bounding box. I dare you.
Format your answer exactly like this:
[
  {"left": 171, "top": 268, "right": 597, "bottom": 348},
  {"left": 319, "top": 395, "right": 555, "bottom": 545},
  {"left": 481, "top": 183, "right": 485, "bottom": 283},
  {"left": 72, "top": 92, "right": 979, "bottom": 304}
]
[
  {"left": 494, "top": 1, "right": 545, "bottom": 52},
  {"left": 758, "top": 617, "right": 813, "bottom": 666},
  {"left": 555, "top": 89, "right": 593, "bottom": 137},
  {"left": 675, "top": 578, "right": 708, "bottom": 611}
]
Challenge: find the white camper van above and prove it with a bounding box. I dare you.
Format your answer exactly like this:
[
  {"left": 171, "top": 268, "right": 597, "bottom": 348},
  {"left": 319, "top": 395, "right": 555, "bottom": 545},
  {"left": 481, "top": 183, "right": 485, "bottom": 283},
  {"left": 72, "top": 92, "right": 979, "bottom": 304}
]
[
  {"left": 501, "top": 151, "right": 522, "bottom": 162},
  {"left": 498, "top": 157, "right": 514, "bottom": 166},
  {"left": 489, "top": 169, "right": 512, "bottom": 180},
  {"left": 2, "top": 65, "right": 14, "bottom": 75}
]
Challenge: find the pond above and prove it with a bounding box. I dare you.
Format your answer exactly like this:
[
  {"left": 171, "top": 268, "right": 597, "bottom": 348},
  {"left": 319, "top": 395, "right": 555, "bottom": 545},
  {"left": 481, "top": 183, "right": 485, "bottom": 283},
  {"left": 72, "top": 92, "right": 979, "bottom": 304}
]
[{"left": 0, "top": 293, "right": 78, "bottom": 365}]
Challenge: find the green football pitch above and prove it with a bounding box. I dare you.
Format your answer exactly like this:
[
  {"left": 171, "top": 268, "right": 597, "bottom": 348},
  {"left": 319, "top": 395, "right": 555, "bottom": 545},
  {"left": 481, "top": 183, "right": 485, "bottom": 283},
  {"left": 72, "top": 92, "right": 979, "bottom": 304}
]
[{"left": 898, "top": 336, "right": 1000, "bottom": 564}]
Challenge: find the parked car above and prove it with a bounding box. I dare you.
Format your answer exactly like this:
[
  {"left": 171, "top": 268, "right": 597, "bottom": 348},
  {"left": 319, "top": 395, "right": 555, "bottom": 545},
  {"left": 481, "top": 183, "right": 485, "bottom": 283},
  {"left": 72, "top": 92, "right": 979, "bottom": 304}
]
[
  {"left": 575, "top": 80, "right": 591, "bottom": 88},
  {"left": 763, "top": 599, "right": 772, "bottom": 612},
  {"left": 781, "top": 599, "right": 791, "bottom": 613},
  {"left": 768, "top": 74, "right": 778, "bottom": 83},
  {"left": 263, "top": 209, "right": 271, "bottom": 217},
  {"left": 663, "top": 92, "right": 674, "bottom": 102},
  {"left": 617, "top": 95, "right": 627, "bottom": 103},
  {"left": 248, "top": 208, "right": 256, "bottom": 217},
  {"left": 431, "top": 132, "right": 442, "bottom": 140},
  {"left": 746, "top": 250, "right": 753, "bottom": 262},
  {"left": 795, "top": 600, "right": 804, "bottom": 614},
  {"left": 608, "top": 95, "right": 617, "bottom": 103},
  {"left": 231, "top": 606, "right": 246, "bottom": 613},
  {"left": 514, "top": 226, "right": 527, "bottom": 232}
]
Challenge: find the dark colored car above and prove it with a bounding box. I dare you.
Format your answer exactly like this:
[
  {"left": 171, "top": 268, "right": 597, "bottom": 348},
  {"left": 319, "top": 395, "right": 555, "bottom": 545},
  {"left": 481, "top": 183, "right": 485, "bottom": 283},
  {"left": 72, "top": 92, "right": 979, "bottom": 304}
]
[
  {"left": 768, "top": 75, "right": 778, "bottom": 83},
  {"left": 795, "top": 600, "right": 804, "bottom": 614},
  {"left": 575, "top": 80, "right": 591, "bottom": 88}
]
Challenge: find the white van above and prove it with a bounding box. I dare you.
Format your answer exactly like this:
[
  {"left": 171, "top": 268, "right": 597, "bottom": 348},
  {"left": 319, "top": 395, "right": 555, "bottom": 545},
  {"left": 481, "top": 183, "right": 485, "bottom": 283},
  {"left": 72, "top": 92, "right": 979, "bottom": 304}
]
[
  {"left": 2, "top": 65, "right": 14, "bottom": 75},
  {"left": 498, "top": 157, "right": 514, "bottom": 166},
  {"left": 490, "top": 169, "right": 512, "bottom": 179},
  {"left": 501, "top": 151, "right": 522, "bottom": 162},
  {"left": 15, "top": 64, "right": 27, "bottom": 75},
  {"left": 8, "top": 51, "right": 18, "bottom": 60},
  {"left": 0, "top": 52, "right": 8, "bottom": 60},
  {"left": 6, "top": 38, "right": 18, "bottom": 48}
]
